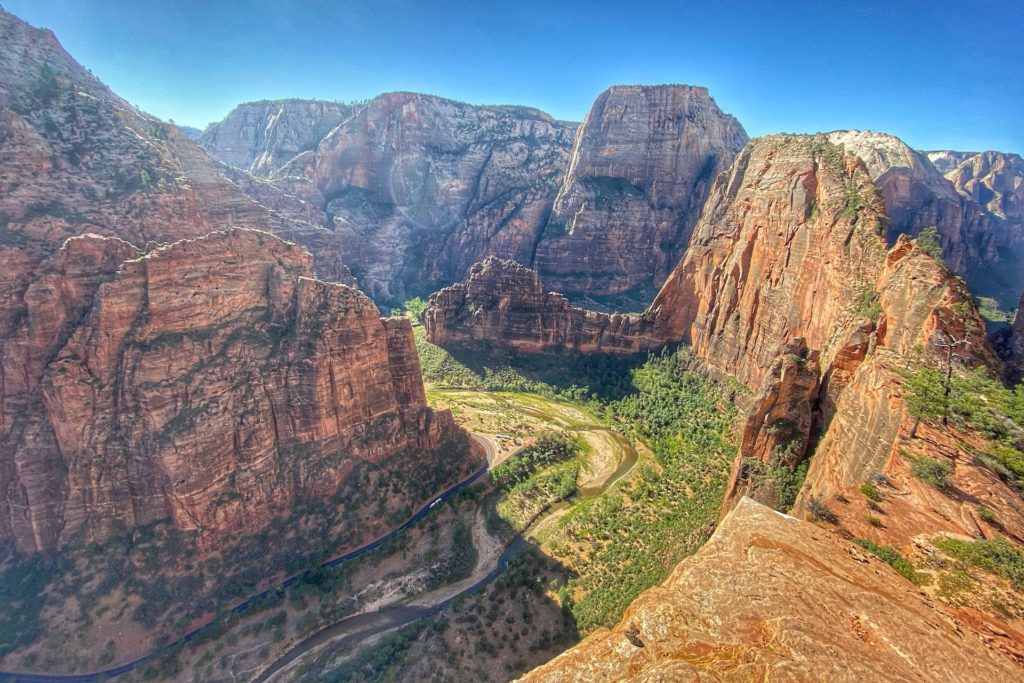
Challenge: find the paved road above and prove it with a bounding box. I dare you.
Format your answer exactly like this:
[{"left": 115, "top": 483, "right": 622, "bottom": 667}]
[{"left": 0, "top": 453, "right": 491, "bottom": 683}]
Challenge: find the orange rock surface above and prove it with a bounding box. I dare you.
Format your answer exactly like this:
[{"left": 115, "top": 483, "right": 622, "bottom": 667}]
[
  {"left": 519, "top": 498, "right": 1022, "bottom": 682},
  {"left": 1, "top": 229, "right": 462, "bottom": 553}
]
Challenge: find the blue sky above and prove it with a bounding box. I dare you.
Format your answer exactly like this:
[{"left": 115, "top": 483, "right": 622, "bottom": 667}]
[{"left": 5, "top": 0, "right": 1022, "bottom": 152}]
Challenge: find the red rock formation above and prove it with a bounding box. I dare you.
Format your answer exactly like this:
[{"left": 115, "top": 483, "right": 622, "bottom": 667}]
[
  {"left": 1010, "top": 294, "right": 1024, "bottom": 382},
  {"left": 1, "top": 229, "right": 469, "bottom": 553},
  {"left": 518, "top": 498, "right": 1023, "bottom": 682},
  {"left": 422, "top": 257, "right": 663, "bottom": 355},
  {"left": 533, "top": 85, "right": 747, "bottom": 299},
  {"left": 828, "top": 132, "right": 1024, "bottom": 306},
  {"left": 722, "top": 341, "right": 820, "bottom": 511}
]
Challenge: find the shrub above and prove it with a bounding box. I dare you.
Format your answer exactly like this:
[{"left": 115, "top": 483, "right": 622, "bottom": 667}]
[
  {"left": 932, "top": 536, "right": 1024, "bottom": 590},
  {"left": 975, "top": 505, "right": 998, "bottom": 524},
  {"left": 853, "top": 285, "right": 882, "bottom": 320},
  {"left": 808, "top": 496, "right": 838, "bottom": 524},
  {"left": 909, "top": 456, "right": 953, "bottom": 489},
  {"left": 860, "top": 482, "right": 883, "bottom": 503},
  {"left": 854, "top": 538, "right": 925, "bottom": 584},
  {"left": 865, "top": 515, "right": 884, "bottom": 528}
]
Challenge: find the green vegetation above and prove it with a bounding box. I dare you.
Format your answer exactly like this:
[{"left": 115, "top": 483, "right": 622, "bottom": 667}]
[
  {"left": 908, "top": 456, "right": 953, "bottom": 489},
  {"left": 580, "top": 175, "right": 643, "bottom": 208},
  {"left": 491, "top": 435, "right": 579, "bottom": 488},
  {"left": 853, "top": 538, "right": 926, "bottom": 584},
  {"left": 975, "top": 505, "right": 998, "bottom": 524},
  {"left": 493, "top": 435, "right": 583, "bottom": 528},
  {"left": 933, "top": 536, "right": 1024, "bottom": 590},
  {"left": 741, "top": 455, "right": 809, "bottom": 512},
  {"left": 860, "top": 482, "right": 884, "bottom": 503},
  {"left": 917, "top": 226, "right": 943, "bottom": 260},
  {"left": 842, "top": 181, "right": 865, "bottom": 219},
  {"left": 853, "top": 285, "right": 882, "bottom": 320},
  {"left": 0, "top": 554, "right": 50, "bottom": 658},
  {"left": 555, "top": 348, "right": 737, "bottom": 632},
  {"left": 401, "top": 296, "right": 428, "bottom": 321},
  {"left": 904, "top": 361, "right": 1024, "bottom": 490}
]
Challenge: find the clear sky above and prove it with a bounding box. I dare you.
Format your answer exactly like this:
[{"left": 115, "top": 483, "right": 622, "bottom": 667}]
[{"left": 4, "top": 0, "right": 1022, "bottom": 153}]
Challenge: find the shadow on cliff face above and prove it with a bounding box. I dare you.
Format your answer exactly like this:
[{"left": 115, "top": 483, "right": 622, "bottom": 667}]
[
  {"left": 305, "top": 496, "right": 582, "bottom": 683},
  {"left": 0, "top": 427, "right": 484, "bottom": 674},
  {"left": 439, "top": 343, "right": 652, "bottom": 403}
]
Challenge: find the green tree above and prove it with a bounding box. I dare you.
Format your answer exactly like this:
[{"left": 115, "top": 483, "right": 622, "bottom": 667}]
[
  {"left": 403, "top": 296, "right": 427, "bottom": 320},
  {"left": 917, "top": 226, "right": 943, "bottom": 260}
]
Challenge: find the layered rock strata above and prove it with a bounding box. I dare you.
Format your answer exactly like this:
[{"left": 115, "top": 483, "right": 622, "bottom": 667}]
[
  {"left": 533, "top": 85, "right": 747, "bottom": 298},
  {"left": 198, "top": 99, "right": 353, "bottom": 177},
  {"left": 518, "top": 498, "right": 1023, "bottom": 682},
  {"left": 422, "top": 256, "right": 662, "bottom": 354},
  {"left": 0, "top": 229, "right": 464, "bottom": 553},
  {"left": 828, "top": 131, "right": 1024, "bottom": 305}
]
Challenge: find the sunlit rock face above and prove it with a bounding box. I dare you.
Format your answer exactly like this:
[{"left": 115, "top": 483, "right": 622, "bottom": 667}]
[
  {"left": 198, "top": 99, "right": 354, "bottom": 177},
  {"left": 828, "top": 131, "right": 1024, "bottom": 305},
  {"left": 518, "top": 498, "right": 1023, "bottom": 683},
  {"left": 1, "top": 228, "right": 461, "bottom": 553},
  {"left": 533, "top": 84, "right": 748, "bottom": 300},
  {"left": 422, "top": 256, "right": 663, "bottom": 355}
]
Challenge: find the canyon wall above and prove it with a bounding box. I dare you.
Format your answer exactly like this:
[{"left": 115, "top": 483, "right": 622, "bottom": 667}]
[
  {"left": 533, "top": 84, "right": 748, "bottom": 300},
  {"left": 422, "top": 256, "right": 663, "bottom": 355},
  {"left": 1, "top": 228, "right": 467, "bottom": 553},
  {"left": 198, "top": 99, "right": 353, "bottom": 177},
  {"left": 310, "top": 93, "right": 576, "bottom": 302},
  {"left": 200, "top": 85, "right": 746, "bottom": 307},
  {"left": 518, "top": 498, "right": 1022, "bottom": 682},
  {"left": 829, "top": 131, "right": 1024, "bottom": 306}
]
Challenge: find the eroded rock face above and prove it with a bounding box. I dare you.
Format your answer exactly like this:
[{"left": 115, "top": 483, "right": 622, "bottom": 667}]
[
  {"left": 518, "top": 498, "right": 1023, "bottom": 682},
  {"left": 422, "top": 257, "right": 663, "bottom": 354},
  {"left": 1, "top": 229, "right": 465, "bottom": 553},
  {"left": 533, "top": 85, "right": 747, "bottom": 299},
  {"left": 827, "top": 131, "right": 1024, "bottom": 305},
  {"left": 198, "top": 99, "right": 353, "bottom": 177},
  {"left": 1010, "top": 294, "right": 1024, "bottom": 383},
  {"left": 311, "top": 92, "right": 577, "bottom": 302},
  {"left": 0, "top": 9, "right": 352, "bottom": 313},
  {"left": 650, "top": 135, "right": 890, "bottom": 389}
]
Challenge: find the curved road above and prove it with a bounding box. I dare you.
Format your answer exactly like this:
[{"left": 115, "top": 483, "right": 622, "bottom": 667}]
[{"left": 0, "top": 440, "right": 493, "bottom": 683}]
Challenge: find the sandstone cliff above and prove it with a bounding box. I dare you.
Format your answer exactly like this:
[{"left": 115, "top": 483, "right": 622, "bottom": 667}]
[
  {"left": 1011, "top": 294, "right": 1024, "bottom": 383},
  {"left": 198, "top": 99, "right": 353, "bottom": 177},
  {"left": 533, "top": 85, "right": 747, "bottom": 300},
  {"left": 1, "top": 229, "right": 468, "bottom": 553},
  {"left": 202, "top": 85, "right": 747, "bottom": 308},
  {"left": 0, "top": 9, "right": 352, "bottom": 291},
  {"left": 308, "top": 92, "right": 576, "bottom": 302},
  {"left": 828, "top": 131, "right": 1024, "bottom": 306},
  {"left": 650, "top": 135, "right": 891, "bottom": 388},
  {"left": 422, "top": 256, "right": 662, "bottom": 355},
  {"left": 519, "top": 497, "right": 1023, "bottom": 682}
]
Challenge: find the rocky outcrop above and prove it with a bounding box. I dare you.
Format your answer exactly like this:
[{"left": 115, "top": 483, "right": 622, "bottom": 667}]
[
  {"left": 827, "top": 131, "right": 1024, "bottom": 305},
  {"left": 650, "top": 135, "right": 891, "bottom": 389},
  {"left": 198, "top": 99, "right": 353, "bottom": 177},
  {"left": 422, "top": 257, "right": 662, "bottom": 354},
  {"left": 0, "top": 229, "right": 471, "bottom": 553},
  {"left": 1010, "top": 294, "right": 1024, "bottom": 383},
  {"left": 519, "top": 497, "right": 1023, "bottom": 682},
  {"left": 309, "top": 92, "right": 576, "bottom": 303},
  {"left": 930, "top": 150, "right": 1024, "bottom": 223},
  {"left": 533, "top": 85, "right": 747, "bottom": 299},
  {"left": 202, "top": 85, "right": 745, "bottom": 307},
  {"left": 722, "top": 341, "right": 820, "bottom": 511},
  {"left": 0, "top": 9, "right": 352, "bottom": 304}
]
